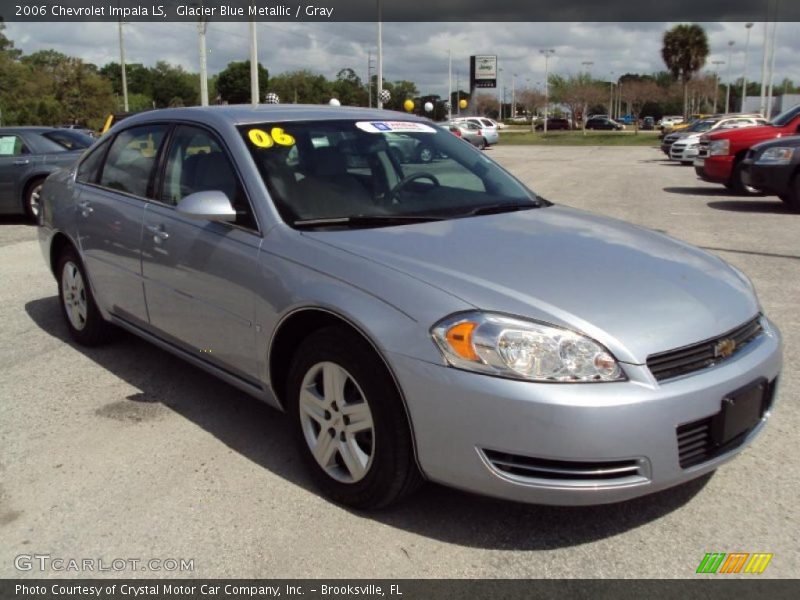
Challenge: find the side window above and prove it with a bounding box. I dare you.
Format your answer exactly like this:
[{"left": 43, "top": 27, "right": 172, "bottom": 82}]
[
  {"left": 0, "top": 135, "right": 28, "bottom": 156},
  {"left": 99, "top": 124, "right": 168, "bottom": 198},
  {"left": 76, "top": 140, "right": 110, "bottom": 184},
  {"left": 160, "top": 125, "right": 257, "bottom": 231}
]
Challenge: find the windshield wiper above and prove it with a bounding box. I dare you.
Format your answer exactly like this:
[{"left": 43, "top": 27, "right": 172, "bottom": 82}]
[
  {"left": 293, "top": 214, "right": 445, "bottom": 229},
  {"left": 466, "top": 202, "right": 541, "bottom": 216}
]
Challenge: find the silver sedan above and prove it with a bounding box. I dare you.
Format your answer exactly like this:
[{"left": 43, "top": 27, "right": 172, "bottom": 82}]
[{"left": 39, "top": 106, "right": 782, "bottom": 508}]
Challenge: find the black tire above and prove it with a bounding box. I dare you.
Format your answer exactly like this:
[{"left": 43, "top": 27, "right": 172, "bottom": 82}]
[
  {"left": 56, "top": 247, "right": 113, "bottom": 346},
  {"left": 780, "top": 174, "right": 800, "bottom": 212},
  {"left": 729, "top": 160, "right": 762, "bottom": 196},
  {"left": 286, "top": 326, "right": 421, "bottom": 509},
  {"left": 477, "top": 138, "right": 487, "bottom": 150},
  {"left": 417, "top": 145, "right": 434, "bottom": 163},
  {"left": 23, "top": 177, "right": 46, "bottom": 221}
]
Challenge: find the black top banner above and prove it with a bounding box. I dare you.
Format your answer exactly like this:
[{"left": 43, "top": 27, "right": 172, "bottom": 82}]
[{"left": 1, "top": 0, "right": 798, "bottom": 22}]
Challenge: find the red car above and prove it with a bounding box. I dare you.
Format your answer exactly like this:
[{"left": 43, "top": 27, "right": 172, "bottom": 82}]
[{"left": 695, "top": 104, "right": 800, "bottom": 194}]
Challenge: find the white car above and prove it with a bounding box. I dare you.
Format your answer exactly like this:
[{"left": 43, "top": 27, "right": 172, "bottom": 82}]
[
  {"left": 659, "top": 115, "right": 685, "bottom": 129},
  {"left": 451, "top": 117, "right": 500, "bottom": 146},
  {"left": 669, "top": 116, "right": 768, "bottom": 164}
]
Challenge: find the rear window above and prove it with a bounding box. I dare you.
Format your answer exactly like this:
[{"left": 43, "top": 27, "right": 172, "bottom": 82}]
[{"left": 42, "top": 130, "right": 94, "bottom": 151}]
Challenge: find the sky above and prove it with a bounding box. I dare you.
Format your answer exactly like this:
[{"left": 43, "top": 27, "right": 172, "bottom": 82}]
[{"left": 5, "top": 21, "right": 800, "bottom": 99}]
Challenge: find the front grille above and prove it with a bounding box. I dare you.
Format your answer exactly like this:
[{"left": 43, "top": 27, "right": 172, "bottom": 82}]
[
  {"left": 482, "top": 449, "right": 648, "bottom": 486},
  {"left": 677, "top": 378, "right": 776, "bottom": 468},
  {"left": 647, "top": 316, "right": 763, "bottom": 382}
]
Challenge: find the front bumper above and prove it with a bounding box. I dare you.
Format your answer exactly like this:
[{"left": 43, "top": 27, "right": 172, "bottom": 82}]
[
  {"left": 392, "top": 317, "right": 782, "bottom": 505},
  {"left": 670, "top": 144, "right": 700, "bottom": 162},
  {"left": 697, "top": 155, "right": 735, "bottom": 184},
  {"left": 741, "top": 159, "right": 794, "bottom": 196}
]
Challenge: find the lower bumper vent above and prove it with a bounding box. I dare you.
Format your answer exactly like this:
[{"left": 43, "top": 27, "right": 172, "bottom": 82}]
[{"left": 481, "top": 449, "right": 648, "bottom": 487}]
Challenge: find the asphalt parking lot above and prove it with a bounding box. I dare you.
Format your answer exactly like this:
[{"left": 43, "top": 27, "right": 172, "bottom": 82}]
[{"left": 1, "top": 145, "right": 798, "bottom": 579}]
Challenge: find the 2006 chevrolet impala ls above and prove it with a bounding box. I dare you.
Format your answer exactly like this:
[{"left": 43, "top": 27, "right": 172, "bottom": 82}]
[{"left": 38, "top": 106, "right": 782, "bottom": 508}]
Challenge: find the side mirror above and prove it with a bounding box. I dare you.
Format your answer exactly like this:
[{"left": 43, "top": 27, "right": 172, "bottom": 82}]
[{"left": 176, "top": 190, "right": 236, "bottom": 222}]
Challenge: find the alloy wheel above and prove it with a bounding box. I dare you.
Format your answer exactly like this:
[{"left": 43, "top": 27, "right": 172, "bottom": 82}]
[
  {"left": 61, "top": 261, "right": 88, "bottom": 331},
  {"left": 298, "top": 361, "right": 375, "bottom": 483}
]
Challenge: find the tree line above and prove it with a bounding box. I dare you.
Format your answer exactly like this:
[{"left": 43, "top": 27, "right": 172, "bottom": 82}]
[{"left": 1, "top": 21, "right": 796, "bottom": 132}]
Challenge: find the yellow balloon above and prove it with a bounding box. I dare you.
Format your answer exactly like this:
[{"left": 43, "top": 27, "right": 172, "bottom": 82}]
[
  {"left": 403, "top": 99, "right": 415, "bottom": 112},
  {"left": 458, "top": 99, "right": 468, "bottom": 109}
]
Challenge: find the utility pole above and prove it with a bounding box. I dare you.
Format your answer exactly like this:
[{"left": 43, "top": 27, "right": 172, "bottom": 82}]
[
  {"left": 712, "top": 60, "right": 724, "bottom": 113},
  {"left": 448, "top": 49, "right": 452, "bottom": 121},
  {"left": 765, "top": 21, "right": 778, "bottom": 119},
  {"left": 249, "top": 11, "right": 259, "bottom": 104},
  {"left": 759, "top": 20, "right": 769, "bottom": 116},
  {"left": 376, "top": 0, "right": 383, "bottom": 109},
  {"left": 197, "top": 17, "right": 209, "bottom": 106},
  {"left": 725, "top": 41, "right": 735, "bottom": 113},
  {"left": 741, "top": 22, "right": 754, "bottom": 111},
  {"left": 117, "top": 19, "right": 129, "bottom": 112},
  {"left": 367, "top": 51, "right": 373, "bottom": 108},
  {"left": 540, "top": 49, "right": 555, "bottom": 134},
  {"left": 456, "top": 70, "right": 460, "bottom": 115},
  {"left": 511, "top": 73, "right": 517, "bottom": 119}
]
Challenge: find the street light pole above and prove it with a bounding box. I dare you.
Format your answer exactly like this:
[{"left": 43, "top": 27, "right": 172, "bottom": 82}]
[
  {"left": 725, "top": 41, "right": 735, "bottom": 113},
  {"left": 766, "top": 21, "right": 778, "bottom": 119},
  {"left": 711, "top": 60, "right": 724, "bottom": 113},
  {"left": 117, "top": 19, "right": 129, "bottom": 112},
  {"left": 741, "top": 22, "right": 754, "bottom": 111},
  {"left": 249, "top": 18, "right": 259, "bottom": 104},
  {"left": 376, "top": 0, "right": 383, "bottom": 109},
  {"left": 448, "top": 49, "right": 452, "bottom": 121},
  {"left": 540, "top": 49, "right": 555, "bottom": 134},
  {"left": 367, "top": 51, "right": 373, "bottom": 108},
  {"left": 511, "top": 73, "right": 517, "bottom": 119},
  {"left": 197, "top": 17, "right": 209, "bottom": 106}
]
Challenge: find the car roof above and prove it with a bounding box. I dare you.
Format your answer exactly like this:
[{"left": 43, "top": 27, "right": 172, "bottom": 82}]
[
  {"left": 115, "top": 104, "right": 433, "bottom": 130},
  {"left": 0, "top": 126, "right": 59, "bottom": 134}
]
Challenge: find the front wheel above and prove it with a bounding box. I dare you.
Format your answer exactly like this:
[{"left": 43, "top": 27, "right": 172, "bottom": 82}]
[
  {"left": 286, "top": 327, "right": 421, "bottom": 509},
  {"left": 780, "top": 174, "right": 800, "bottom": 212},
  {"left": 417, "top": 145, "right": 434, "bottom": 163},
  {"left": 729, "top": 161, "right": 762, "bottom": 196}
]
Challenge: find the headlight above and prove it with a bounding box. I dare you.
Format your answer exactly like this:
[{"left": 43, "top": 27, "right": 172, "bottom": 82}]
[
  {"left": 756, "top": 146, "right": 795, "bottom": 165},
  {"left": 708, "top": 139, "right": 730, "bottom": 156},
  {"left": 431, "top": 312, "right": 624, "bottom": 383}
]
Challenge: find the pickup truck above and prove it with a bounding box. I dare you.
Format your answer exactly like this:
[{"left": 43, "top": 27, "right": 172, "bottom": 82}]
[{"left": 695, "top": 104, "right": 800, "bottom": 194}]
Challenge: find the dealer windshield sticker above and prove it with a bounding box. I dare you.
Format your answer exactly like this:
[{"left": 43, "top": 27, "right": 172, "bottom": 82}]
[
  {"left": 356, "top": 121, "right": 437, "bottom": 134},
  {"left": 247, "top": 127, "right": 296, "bottom": 148}
]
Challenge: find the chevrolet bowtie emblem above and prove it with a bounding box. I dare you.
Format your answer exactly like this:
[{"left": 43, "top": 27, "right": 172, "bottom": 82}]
[{"left": 714, "top": 338, "right": 737, "bottom": 358}]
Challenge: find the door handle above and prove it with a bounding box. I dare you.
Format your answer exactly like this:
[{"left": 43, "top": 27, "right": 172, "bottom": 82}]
[
  {"left": 14, "top": 159, "right": 30, "bottom": 166},
  {"left": 77, "top": 200, "right": 93, "bottom": 216},
  {"left": 146, "top": 224, "right": 170, "bottom": 242}
]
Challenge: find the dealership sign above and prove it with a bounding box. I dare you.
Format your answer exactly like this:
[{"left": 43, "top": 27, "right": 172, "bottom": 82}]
[{"left": 470, "top": 55, "right": 497, "bottom": 89}]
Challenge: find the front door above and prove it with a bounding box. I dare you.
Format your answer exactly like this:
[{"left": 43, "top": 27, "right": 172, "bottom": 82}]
[{"left": 140, "top": 124, "right": 262, "bottom": 381}]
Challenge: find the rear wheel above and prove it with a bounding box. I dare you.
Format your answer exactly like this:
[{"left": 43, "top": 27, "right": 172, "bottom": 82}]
[
  {"left": 417, "top": 145, "right": 434, "bottom": 163},
  {"left": 56, "top": 248, "right": 113, "bottom": 346},
  {"left": 477, "top": 138, "right": 487, "bottom": 150},
  {"left": 23, "top": 177, "right": 46, "bottom": 221},
  {"left": 286, "top": 326, "right": 421, "bottom": 509}
]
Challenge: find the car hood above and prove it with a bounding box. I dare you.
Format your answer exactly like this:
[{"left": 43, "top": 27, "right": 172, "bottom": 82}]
[
  {"left": 707, "top": 123, "right": 781, "bottom": 140},
  {"left": 304, "top": 206, "right": 759, "bottom": 364}
]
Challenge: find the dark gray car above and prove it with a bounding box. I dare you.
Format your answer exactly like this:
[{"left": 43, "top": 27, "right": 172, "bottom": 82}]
[{"left": 0, "top": 127, "right": 94, "bottom": 219}]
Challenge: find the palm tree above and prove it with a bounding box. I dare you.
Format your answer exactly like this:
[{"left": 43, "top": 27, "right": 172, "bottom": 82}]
[{"left": 661, "top": 24, "right": 710, "bottom": 118}]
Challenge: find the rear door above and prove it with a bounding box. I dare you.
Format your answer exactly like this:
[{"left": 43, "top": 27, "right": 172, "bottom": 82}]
[
  {"left": 140, "top": 123, "right": 262, "bottom": 381},
  {"left": 76, "top": 123, "right": 169, "bottom": 325}
]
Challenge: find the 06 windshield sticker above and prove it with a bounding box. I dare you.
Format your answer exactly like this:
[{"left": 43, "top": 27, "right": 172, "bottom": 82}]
[
  {"left": 356, "top": 121, "right": 437, "bottom": 134},
  {"left": 247, "top": 127, "right": 296, "bottom": 148}
]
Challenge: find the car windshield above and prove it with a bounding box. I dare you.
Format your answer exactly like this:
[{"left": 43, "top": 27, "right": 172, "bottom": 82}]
[
  {"left": 690, "top": 120, "right": 717, "bottom": 132},
  {"left": 41, "top": 129, "right": 95, "bottom": 151},
  {"left": 240, "top": 120, "right": 541, "bottom": 228},
  {"left": 770, "top": 104, "right": 800, "bottom": 127}
]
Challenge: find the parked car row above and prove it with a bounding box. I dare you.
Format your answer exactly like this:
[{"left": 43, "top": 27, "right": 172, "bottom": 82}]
[
  {"left": 661, "top": 115, "right": 768, "bottom": 165},
  {"left": 686, "top": 104, "right": 800, "bottom": 210}
]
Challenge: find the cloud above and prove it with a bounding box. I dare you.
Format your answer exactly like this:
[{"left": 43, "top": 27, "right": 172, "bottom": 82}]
[{"left": 4, "top": 21, "right": 799, "bottom": 98}]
